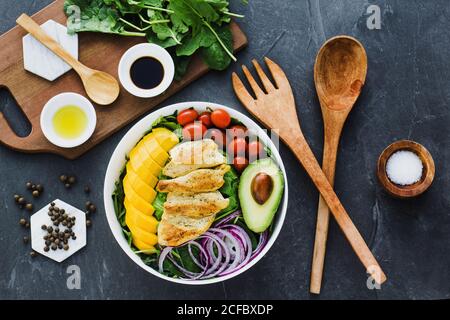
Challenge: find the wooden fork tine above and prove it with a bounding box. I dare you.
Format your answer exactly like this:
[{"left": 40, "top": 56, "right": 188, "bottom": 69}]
[
  {"left": 264, "top": 57, "right": 290, "bottom": 89},
  {"left": 252, "top": 59, "right": 276, "bottom": 92},
  {"left": 232, "top": 72, "right": 256, "bottom": 108},
  {"left": 242, "top": 65, "right": 265, "bottom": 98}
]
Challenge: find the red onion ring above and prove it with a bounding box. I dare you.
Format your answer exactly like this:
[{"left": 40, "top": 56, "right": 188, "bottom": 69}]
[{"left": 157, "top": 212, "right": 271, "bottom": 280}]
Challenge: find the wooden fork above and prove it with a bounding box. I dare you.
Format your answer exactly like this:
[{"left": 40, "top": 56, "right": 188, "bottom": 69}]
[{"left": 232, "top": 57, "right": 386, "bottom": 285}]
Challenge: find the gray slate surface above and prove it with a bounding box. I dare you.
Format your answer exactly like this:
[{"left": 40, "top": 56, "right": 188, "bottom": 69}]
[{"left": 1, "top": 0, "right": 449, "bottom": 300}]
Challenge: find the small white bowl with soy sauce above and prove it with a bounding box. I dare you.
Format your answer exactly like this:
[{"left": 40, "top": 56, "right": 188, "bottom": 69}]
[{"left": 118, "top": 43, "right": 175, "bottom": 98}]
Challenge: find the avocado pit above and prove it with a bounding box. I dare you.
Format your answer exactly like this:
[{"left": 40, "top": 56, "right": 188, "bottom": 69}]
[{"left": 251, "top": 173, "right": 274, "bottom": 205}]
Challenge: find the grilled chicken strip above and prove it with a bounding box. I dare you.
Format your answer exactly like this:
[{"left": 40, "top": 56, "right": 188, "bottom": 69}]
[
  {"left": 163, "top": 139, "right": 226, "bottom": 178},
  {"left": 156, "top": 165, "right": 230, "bottom": 193},
  {"left": 157, "top": 212, "right": 215, "bottom": 247},
  {"left": 163, "top": 191, "right": 229, "bottom": 218}
]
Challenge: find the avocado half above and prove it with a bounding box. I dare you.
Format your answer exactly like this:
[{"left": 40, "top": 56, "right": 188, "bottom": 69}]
[{"left": 238, "top": 158, "right": 284, "bottom": 233}]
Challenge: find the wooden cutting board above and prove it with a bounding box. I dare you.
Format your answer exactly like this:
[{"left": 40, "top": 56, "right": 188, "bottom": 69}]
[{"left": 0, "top": 0, "right": 248, "bottom": 159}]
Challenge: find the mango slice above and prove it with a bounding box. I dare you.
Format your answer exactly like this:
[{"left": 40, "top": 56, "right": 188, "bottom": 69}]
[
  {"left": 132, "top": 238, "right": 156, "bottom": 254},
  {"left": 129, "top": 146, "right": 162, "bottom": 178},
  {"left": 127, "top": 221, "right": 158, "bottom": 246},
  {"left": 123, "top": 177, "right": 155, "bottom": 216},
  {"left": 124, "top": 198, "right": 158, "bottom": 233},
  {"left": 140, "top": 137, "right": 169, "bottom": 167},
  {"left": 124, "top": 173, "right": 156, "bottom": 203},
  {"left": 152, "top": 127, "right": 179, "bottom": 151},
  {"left": 126, "top": 162, "right": 158, "bottom": 188}
]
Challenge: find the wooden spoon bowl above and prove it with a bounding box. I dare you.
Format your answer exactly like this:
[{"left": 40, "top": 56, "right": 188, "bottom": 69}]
[
  {"left": 377, "top": 140, "right": 435, "bottom": 198},
  {"left": 315, "top": 36, "right": 367, "bottom": 111}
]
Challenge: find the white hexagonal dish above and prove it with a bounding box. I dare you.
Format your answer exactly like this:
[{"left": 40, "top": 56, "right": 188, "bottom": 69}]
[
  {"left": 30, "top": 199, "right": 86, "bottom": 262},
  {"left": 23, "top": 19, "right": 78, "bottom": 81}
]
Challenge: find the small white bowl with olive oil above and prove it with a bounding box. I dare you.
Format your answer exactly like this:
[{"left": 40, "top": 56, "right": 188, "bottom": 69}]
[{"left": 40, "top": 92, "right": 97, "bottom": 148}]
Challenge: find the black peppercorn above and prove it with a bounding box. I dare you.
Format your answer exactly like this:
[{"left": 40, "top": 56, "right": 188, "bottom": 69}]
[{"left": 89, "top": 204, "right": 96, "bottom": 213}]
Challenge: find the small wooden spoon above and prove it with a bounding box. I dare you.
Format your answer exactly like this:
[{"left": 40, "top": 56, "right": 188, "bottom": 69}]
[
  {"left": 17, "top": 14, "right": 119, "bottom": 106},
  {"left": 310, "top": 36, "right": 368, "bottom": 294}
]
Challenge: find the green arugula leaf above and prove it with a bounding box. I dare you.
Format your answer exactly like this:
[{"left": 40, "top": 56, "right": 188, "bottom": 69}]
[{"left": 152, "top": 192, "right": 167, "bottom": 221}]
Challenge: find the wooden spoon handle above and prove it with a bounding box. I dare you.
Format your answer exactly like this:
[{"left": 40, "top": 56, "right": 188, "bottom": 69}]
[
  {"left": 310, "top": 130, "right": 341, "bottom": 294},
  {"left": 16, "top": 14, "right": 83, "bottom": 72},
  {"left": 285, "top": 131, "right": 387, "bottom": 285}
]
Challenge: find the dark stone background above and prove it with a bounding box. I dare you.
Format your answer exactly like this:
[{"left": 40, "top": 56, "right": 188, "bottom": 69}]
[{"left": 1, "top": 0, "right": 449, "bottom": 300}]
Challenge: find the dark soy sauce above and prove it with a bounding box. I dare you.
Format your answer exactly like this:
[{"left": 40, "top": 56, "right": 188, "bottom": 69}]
[{"left": 130, "top": 57, "right": 164, "bottom": 90}]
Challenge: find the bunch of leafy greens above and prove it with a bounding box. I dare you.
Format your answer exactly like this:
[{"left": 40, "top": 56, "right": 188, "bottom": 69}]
[{"left": 64, "top": 0, "right": 246, "bottom": 76}]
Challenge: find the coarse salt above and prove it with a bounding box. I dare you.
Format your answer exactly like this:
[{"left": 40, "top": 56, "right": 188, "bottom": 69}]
[{"left": 386, "top": 150, "right": 423, "bottom": 186}]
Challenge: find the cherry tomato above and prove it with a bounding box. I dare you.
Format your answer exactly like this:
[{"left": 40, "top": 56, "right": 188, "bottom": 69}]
[
  {"left": 204, "top": 128, "right": 226, "bottom": 149},
  {"left": 177, "top": 108, "right": 198, "bottom": 126},
  {"left": 233, "top": 156, "right": 249, "bottom": 172},
  {"left": 211, "top": 109, "right": 231, "bottom": 129},
  {"left": 198, "top": 111, "right": 212, "bottom": 128},
  {"left": 227, "top": 125, "right": 248, "bottom": 139},
  {"left": 248, "top": 140, "right": 265, "bottom": 162},
  {"left": 228, "top": 137, "right": 247, "bottom": 157},
  {"left": 182, "top": 122, "right": 207, "bottom": 141}
]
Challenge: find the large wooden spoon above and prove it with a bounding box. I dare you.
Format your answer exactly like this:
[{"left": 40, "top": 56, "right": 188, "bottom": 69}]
[
  {"left": 16, "top": 14, "right": 119, "bottom": 106},
  {"left": 310, "top": 36, "right": 368, "bottom": 294}
]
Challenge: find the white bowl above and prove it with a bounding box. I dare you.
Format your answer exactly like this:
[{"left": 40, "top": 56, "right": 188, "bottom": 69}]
[
  {"left": 104, "top": 102, "right": 288, "bottom": 285},
  {"left": 40, "top": 92, "right": 97, "bottom": 148},
  {"left": 118, "top": 43, "right": 175, "bottom": 98}
]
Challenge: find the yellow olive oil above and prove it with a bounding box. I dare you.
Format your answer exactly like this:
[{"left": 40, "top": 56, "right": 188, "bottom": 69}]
[{"left": 52, "top": 105, "right": 88, "bottom": 139}]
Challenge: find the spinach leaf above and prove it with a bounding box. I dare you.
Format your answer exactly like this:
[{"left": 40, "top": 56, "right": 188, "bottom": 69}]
[
  {"left": 173, "top": 55, "right": 192, "bottom": 80},
  {"left": 201, "top": 26, "right": 233, "bottom": 70},
  {"left": 176, "top": 25, "right": 215, "bottom": 57},
  {"left": 215, "top": 168, "right": 240, "bottom": 220},
  {"left": 64, "top": 0, "right": 146, "bottom": 36}
]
